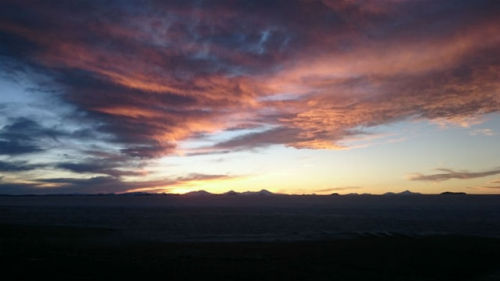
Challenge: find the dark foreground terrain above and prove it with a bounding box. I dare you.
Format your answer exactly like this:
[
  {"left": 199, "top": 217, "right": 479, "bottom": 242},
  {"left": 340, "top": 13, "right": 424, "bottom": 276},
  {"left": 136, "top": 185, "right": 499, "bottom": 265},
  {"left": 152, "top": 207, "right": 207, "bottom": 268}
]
[{"left": 1, "top": 194, "right": 499, "bottom": 280}]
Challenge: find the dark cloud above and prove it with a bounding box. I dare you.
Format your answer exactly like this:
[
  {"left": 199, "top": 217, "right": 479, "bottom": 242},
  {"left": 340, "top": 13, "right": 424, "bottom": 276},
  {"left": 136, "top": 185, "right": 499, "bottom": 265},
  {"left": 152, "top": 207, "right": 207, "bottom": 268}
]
[
  {"left": 120, "top": 143, "right": 176, "bottom": 158},
  {"left": 0, "top": 182, "right": 44, "bottom": 195},
  {"left": 0, "top": 160, "right": 43, "bottom": 172},
  {"left": 213, "top": 128, "right": 298, "bottom": 151},
  {"left": 0, "top": 117, "right": 103, "bottom": 155},
  {"left": 56, "top": 160, "right": 143, "bottom": 177},
  {"left": 0, "top": 140, "right": 42, "bottom": 155},
  {"left": 0, "top": 173, "right": 233, "bottom": 194},
  {"left": 0, "top": 118, "right": 62, "bottom": 139},
  {"left": 409, "top": 168, "right": 500, "bottom": 182},
  {"left": 36, "top": 176, "right": 131, "bottom": 194},
  {"left": 211, "top": 127, "right": 364, "bottom": 151},
  {"left": 0, "top": 177, "right": 126, "bottom": 195},
  {"left": 0, "top": 118, "right": 55, "bottom": 155}
]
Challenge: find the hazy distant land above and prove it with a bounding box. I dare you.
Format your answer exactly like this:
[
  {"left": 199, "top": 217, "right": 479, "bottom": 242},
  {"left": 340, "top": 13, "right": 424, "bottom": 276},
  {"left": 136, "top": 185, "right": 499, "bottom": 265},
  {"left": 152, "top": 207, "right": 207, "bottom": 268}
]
[{"left": 1, "top": 191, "right": 499, "bottom": 241}]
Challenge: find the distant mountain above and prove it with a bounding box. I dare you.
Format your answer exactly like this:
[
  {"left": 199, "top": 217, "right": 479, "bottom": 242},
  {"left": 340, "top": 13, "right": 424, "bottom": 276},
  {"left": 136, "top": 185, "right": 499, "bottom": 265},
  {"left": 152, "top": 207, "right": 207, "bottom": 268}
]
[
  {"left": 383, "top": 190, "right": 421, "bottom": 196},
  {"left": 223, "top": 190, "right": 239, "bottom": 196},
  {"left": 183, "top": 190, "right": 213, "bottom": 197},
  {"left": 241, "top": 189, "right": 274, "bottom": 196},
  {"left": 119, "top": 189, "right": 464, "bottom": 198},
  {"left": 217, "top": 189, "right": 275, "bottom": 196},
  {"left": 121, "top": 192, "right": 153, "bottom": 196},
  {"left": 440, "top": 191, "right": 467, "bottom": 195}
]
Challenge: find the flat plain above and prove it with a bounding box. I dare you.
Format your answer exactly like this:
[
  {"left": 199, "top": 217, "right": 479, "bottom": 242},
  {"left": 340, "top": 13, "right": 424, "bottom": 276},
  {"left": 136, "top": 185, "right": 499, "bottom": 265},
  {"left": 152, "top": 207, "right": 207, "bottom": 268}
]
[{"left": 1, "top": 194, "right": 499, "bottom": 280}]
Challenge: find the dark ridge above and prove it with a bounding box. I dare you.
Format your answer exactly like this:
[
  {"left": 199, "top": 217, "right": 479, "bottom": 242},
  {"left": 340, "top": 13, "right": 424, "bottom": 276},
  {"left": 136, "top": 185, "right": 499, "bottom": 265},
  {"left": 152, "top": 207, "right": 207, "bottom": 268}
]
[
  {"left": 383, "top": 190, "right": 422, "bottom": 196},
  {"left": 223, "top": 190, "right": 239, "bottom": 196},
  {"left": 240, "top": 189, "right": 274, "bottom": 196},
  {"left": 184, "top": 190, "right": 213, "bottom": 197},
  {"left": 441, "top": 191, "right": 467, "bottom": 195}
]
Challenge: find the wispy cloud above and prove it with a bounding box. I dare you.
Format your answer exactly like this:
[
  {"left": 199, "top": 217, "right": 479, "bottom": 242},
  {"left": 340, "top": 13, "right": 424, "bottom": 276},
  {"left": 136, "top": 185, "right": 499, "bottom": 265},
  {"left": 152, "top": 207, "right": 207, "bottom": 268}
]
[
  {"left": 314, "top": 186, "right": 362, "bottom": 194},
  {"left": 470, "top": 128, "right": 495, "bottom": 136},
  {"left": 409, "top": 168, "right": 500, "bottom": 182},
  {"left": 484, "top": 186, "right": 500, "bottom": 189}
]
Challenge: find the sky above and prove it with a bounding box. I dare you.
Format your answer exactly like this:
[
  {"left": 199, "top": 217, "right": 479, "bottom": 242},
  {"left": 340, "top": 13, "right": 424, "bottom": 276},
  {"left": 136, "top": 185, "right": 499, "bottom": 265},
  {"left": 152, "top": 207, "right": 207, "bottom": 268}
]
[{"left": 0, "top": 0, "right": 499, "bottom": 195}]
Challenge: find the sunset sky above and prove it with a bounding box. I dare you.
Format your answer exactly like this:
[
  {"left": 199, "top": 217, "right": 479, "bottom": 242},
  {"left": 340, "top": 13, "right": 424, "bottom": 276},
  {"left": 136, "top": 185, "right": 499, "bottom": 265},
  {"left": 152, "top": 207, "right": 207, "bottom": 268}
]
[{"left": 0, "top": 0, "right": 499, "bottom": 194}]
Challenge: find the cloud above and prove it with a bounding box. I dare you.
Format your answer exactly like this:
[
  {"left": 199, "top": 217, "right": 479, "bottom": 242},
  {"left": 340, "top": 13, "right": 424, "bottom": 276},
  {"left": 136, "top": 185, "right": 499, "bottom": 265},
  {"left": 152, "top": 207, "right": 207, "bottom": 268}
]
[
  {"left": 175, "top": 173, "right": 231, "bottom": 182},
  {"left": 0, "top": 0, "right": 499, "bottom": 192},
  {"left": 1, "top": 0, "right": 498, "bottom": 157},
  {"left": 470, "top": 128, "right": 495, "bottom": 136},
  {"left": 0, "top": 117, "right": 102, "bottom": 155},
  {"left": 314, "top": 186, "right": 362, "bottom": 193},
  {"left": 56, "top": 160, "right": 144, "bottom": 177},
  {"left": 0, "top": 160, "right": 43, "bottom": 172},
  {"left": 0, "top": 118, "right": 52, "bottom": 155},
  {"left": 212, "top": 127, "right": 325, "bottom": 151},
  {"left": 0, "top": 140, "right": 42, "bottom": 155},
  {"left": 409, "top": 168, "right": 500, "bottom": 182},
  {"left": 0, "top": 173, "right": 234, "bottom": 194}
]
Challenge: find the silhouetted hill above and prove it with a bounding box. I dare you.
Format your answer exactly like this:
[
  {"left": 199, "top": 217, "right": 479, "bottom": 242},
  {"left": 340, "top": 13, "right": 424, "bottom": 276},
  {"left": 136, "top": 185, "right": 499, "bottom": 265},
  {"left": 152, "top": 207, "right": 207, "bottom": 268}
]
[
  {"left": 440, "top": 191, "right": 467, "bottom": 195},
  {"left": 223, "top": 190, "right": 239, "bottom": 196},
  {"left": 241, "top": 189, "right": 274, "bottom": 196},
  {"left": 383, "top": 190, "right": 421, "bottom": 196},
  {"left": 184, "top": 190, "right": 213, "bottom": 197}
]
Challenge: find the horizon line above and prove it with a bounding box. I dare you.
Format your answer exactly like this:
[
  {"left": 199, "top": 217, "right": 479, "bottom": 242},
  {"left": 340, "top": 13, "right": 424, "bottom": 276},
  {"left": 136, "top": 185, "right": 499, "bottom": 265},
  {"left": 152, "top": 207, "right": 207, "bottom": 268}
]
[{"left": 0, "top": 190, "right": 491, "bottom": 196}]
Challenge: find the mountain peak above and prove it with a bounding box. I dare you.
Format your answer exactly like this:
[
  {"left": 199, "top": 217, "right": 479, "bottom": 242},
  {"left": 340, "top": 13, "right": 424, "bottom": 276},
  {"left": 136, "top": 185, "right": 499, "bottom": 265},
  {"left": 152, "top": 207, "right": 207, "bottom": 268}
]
[
  {"left": 240, "top": 189, "right": 274, "bottom": 196},
  {"left": 384, "top": 190, "right": 421, "bottom": 196},
  {"left": 184, "top": 190, "right": 212, "bottom": 197},
  {"left": 257, "top": 189, "right": 273, "bottom": 195},
  {"left": 224, "top": 190, "right": 239, "bottom": 196},
  {"left": 440, "top": 191, "right": 467, "bottom": 195}
]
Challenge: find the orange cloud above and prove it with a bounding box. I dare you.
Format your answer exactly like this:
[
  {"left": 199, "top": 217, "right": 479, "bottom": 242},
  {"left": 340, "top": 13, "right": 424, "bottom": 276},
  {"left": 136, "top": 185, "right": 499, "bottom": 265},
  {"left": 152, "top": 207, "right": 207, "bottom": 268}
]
[{"left": 1, "top": 0, "right": 499, "bottom": 157}]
